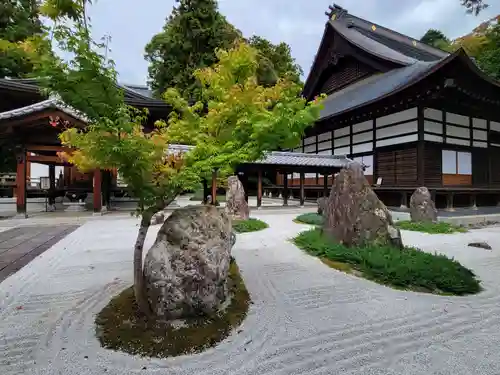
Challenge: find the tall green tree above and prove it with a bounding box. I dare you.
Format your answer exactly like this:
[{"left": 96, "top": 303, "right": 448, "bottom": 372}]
[
  {"left": 476, "top": 22, "right": 500, "bottom": 79},
  {"left": 145, "top": 0, "right": 241, "bottom": 102},
  {"left": 420, "top": 29, "right": 449, "bottom": 46},
  {"left": 461, "top": 0, "right": 488, "bottom": 15},
  {"left": 0, "top": 0, "right": 44, "bottom": 78},
  {"left": 247, "top": 36, "right": 303, "bottom": 86},
  {"left": 37, "top": 0, "right": 323, "bottom": 316}
]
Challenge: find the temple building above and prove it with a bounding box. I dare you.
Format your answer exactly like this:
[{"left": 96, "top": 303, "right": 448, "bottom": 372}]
[
  {"left": 0, "top": 78, "right": 171, "bottom": 215},
  {"left": 283, "top": 4, "right": 500, "bottom": 209}
]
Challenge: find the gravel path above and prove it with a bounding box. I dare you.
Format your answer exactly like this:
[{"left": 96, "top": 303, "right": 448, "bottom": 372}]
[{"left": 1, "top": 212, "right": 500, "bottom": 374}]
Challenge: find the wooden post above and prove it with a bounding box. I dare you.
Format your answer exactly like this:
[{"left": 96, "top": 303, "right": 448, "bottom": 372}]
[
  {"left": 48, "top": 165, "right": 56, "bottom": 205},
  {"left": 400, "top": 191, "right": 408, "bottom": 209},
  {"left": 211, "top": 169, "right": 217, "bottom": 205},
  {"left": 16, "top": 151, "right": 27, "bottom": 217},
  {"left": 445, "top": 192, "right": 455, "bottom": 212},
  {"left": 323, "top": 174, "right": 328, "bottom": 197},
  {"left": 283, "top": 173, "right": 288, "bottom": 206},
  {"left": 93, "top": 169, "right": 102, "bottom": 213},
  {"left": 257, "top": 170, "right": 262, "bottom": 209},
  {"left": 299, "top": 172, "right": 305, "bottom": 206}
]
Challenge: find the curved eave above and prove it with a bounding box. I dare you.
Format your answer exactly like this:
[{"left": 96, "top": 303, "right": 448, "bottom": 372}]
[
  {"left": 319, "top": 49, "right": 463, "bottom": 123},
  {"left": 330, "top": 20, "right": 416, "bottom": 66}
]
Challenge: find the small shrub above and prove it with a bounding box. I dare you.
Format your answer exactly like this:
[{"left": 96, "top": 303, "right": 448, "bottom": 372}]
[
  {"left": 295, "top": 213, "right": 324, "bottom": 226},
  {"left": 233, "top": 218, "right": 268, "bottom": 233},
  {"left": 293, "top": 228, "right": 481, "bottom": 295},
  {"left": 396, "top": 220, "right": 467, "bottom": 234}
]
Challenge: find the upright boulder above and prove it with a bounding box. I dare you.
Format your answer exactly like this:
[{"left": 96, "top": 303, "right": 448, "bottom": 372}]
[
  {"left": 410, "top": 187, "right": 437, "bottom": 223},
  {"left": 324, "top": 162, "right": 402, "bottom": 248},
  {"left": 225, "top": 176, "right": 249, "bottom": 220},
  {"left": 143, "top": 205, "right": 233, "bottom": 321},
  {"left": 317, "top": 197, "right": 327, "bottom": 216}
]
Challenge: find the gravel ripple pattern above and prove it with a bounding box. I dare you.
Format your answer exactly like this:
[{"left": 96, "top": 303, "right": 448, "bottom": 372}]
[{"left": 1, "top": 212, "right": 500, "bottom": 374}]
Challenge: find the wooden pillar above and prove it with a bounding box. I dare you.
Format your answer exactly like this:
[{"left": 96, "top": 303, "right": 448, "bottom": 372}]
[
  {"left": 48, "top": 165, "right": 56, "bottom": 205},
  {"left": 445, "top": 192, "right": 455, "bottom": 212},
  {"left": 211, "top": 169, "right": 217, "bottom": 205},
  {"left": 470, "top": 193, "right": 478, "bottom": 210},
  {"left": 417, "top": 106, "right": 425, "bottom": 186},
  {"left": 257, "top": 170, "right": 263, "bottom": 208},
  {"left": 323, "top": 174, "right": 328, "bottom": 197},
  {"left": 299, "top": 172, "right": 305, "bottom": 206},
  {"left": 283, "top": 173, "right": 288, "bottom": 206},
  {"left": 400, "top": 191, "right": 408, "bottom": 209},
  {"left": 16, "top": 151, "right": 27, "bottom": 217},
  {"left": 93, "top": 169, "right": 102, "bottom": 213}
]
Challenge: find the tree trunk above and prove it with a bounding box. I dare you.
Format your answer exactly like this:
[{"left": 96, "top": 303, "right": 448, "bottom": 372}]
[{"left": 133, "top": 195, "right": 177, "bottom": 316}]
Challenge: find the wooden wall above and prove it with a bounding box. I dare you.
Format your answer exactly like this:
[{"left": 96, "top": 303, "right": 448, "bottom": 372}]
[{"left": 375, "top": 145, "right": 418, "bottom": 186}]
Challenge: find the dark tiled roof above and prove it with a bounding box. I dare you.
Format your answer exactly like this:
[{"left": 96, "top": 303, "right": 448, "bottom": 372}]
[
  {"left": 253, "top": 151, "right": 351, "bottom": 168},
  {"left": 319, "top": 60, "right": 439, "bottom": 120},
  {"left": 166, "top": 145, "right": 351, "bottom": 169},
  {"left": 328, "top": 5, "right": 448, "bottom": 63},
  {"left": 0, "top": 78, "right": 167, "bottom": 107},
  {"left": 0, "top": 97, "right": 88, "bottom": 123},
  {"left": 330, "top": 21, "right": 417, "bottom": 66}
]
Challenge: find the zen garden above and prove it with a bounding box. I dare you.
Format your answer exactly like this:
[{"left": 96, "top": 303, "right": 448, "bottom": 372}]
[{"left": 2, "top": 0, "right": 500, "bottom": 374}]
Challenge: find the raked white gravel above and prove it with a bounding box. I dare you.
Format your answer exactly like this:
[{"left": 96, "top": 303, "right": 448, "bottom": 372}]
[{"left": 1, "top": 212, "right": 500, "bottom": 375}]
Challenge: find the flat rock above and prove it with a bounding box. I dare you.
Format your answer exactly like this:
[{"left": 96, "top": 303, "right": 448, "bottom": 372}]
[{"left": 468, "top": 242, "right": 492, "bottom": 250}]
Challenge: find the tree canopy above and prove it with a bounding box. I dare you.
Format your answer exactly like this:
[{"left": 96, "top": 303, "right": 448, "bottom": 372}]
[
  {"left": 461, "top": 0, "right": 488, "bottom": 15},
  {"left": 476, "top": 22, "right": 500, "bottom": 79},
  {"left": 145, "top": 0, "right": 303, "bottom": 102},
  {"left": 0, "top": 0, "right": 44, "bottom": 78},
  {"left": 145, "top": 0, "right": 241, "bottom": 102}
]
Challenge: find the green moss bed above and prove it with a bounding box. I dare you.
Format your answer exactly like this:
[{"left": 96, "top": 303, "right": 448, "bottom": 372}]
[
  {"left": 294, "top": 213, "right": 324, "bottom": 226},
  {"left": 95, "top": 259, "right": 250, "bottom": 358},
  {"left": 395, "top": 220, "right": 467, "bottom": 234},
  {"left": 293, "top": 228, "right": 481, "bottom": 296},
  {"left": 233, "top": 218, "right": 268, "bottom": 233}
]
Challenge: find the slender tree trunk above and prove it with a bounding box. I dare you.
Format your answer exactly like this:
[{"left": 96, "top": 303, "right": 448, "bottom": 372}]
[{"left": 133, "top": 195, "right": 177, "bottom": 316}]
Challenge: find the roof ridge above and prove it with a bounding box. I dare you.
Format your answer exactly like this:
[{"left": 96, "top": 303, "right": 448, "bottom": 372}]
[{"left": 327, "top": 3, "right": 448, "bottom": 60}]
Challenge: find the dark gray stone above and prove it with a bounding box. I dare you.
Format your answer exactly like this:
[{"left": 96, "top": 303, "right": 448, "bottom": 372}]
[
  {"left": 143, "top": 205, "right": 233, "bottom": 320},
  {"left": 323, "top": 161, "right": 402, "bottom": 249},
  {"left": 317, "top": 197, "right": 328, "bottom": 216},
  {"left": 468, "top": 242, "right": 492, "bottom": 250},
  {"left": 410, "top": 187, "right": 437, "bottom": 223},
  {"left": 225, "top": 176, "right": 249, "bottom": 220}
]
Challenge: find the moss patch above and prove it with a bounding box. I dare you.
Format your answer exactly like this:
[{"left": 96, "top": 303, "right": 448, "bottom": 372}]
[
  {"left": 233, "top": 218, "right": 268, "bottom": 233},
  {"left": 294, "top": 213, "right": 324, "bottom": 226},
  {"left": 396, "top": 220, "right": 467, "bottom": 234},
  {"left": 95, "top": 260, "right": 250, "bottom": 358},
  {"left": 293, "top": 228, "right": 481, "bottom": 296}
]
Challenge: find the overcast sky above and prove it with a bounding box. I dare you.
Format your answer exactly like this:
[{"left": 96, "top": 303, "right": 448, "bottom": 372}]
[{"left": 86, "top": 0, "right": 500, "bottom": 86}]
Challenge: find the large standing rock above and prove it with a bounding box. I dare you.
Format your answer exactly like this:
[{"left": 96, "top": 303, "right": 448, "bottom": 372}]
[
  {"left": 143, "top": 205, "right": 233, "bottom": 320},
  {"left": 225, "top": 176, "right": 249, "bottom": 220},
  {"left": 317, "top": 197, "right": 328, "bottom": 216},
  {"left": 324, "top": 162, "right": 402, "bottom": 248},
  {"left": 410, "top": 187, "right": 437, "bottom": 223}
]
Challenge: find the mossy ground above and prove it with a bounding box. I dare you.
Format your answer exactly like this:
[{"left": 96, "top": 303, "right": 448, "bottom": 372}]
[
  {"left": 233, "top": 218, "right": 268, "bottom": 233},
  {"left": 395, "top": 220, "right": 467, "bottom": 234},
  {"left": 293, "top": 228, "right": 481, "bottom": 296},
  {"left": 294, "top": 213, "right": 324, "bottom": 226},
  {"left": 95, "top": 260, "right": 250, "bottom": 358}
]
